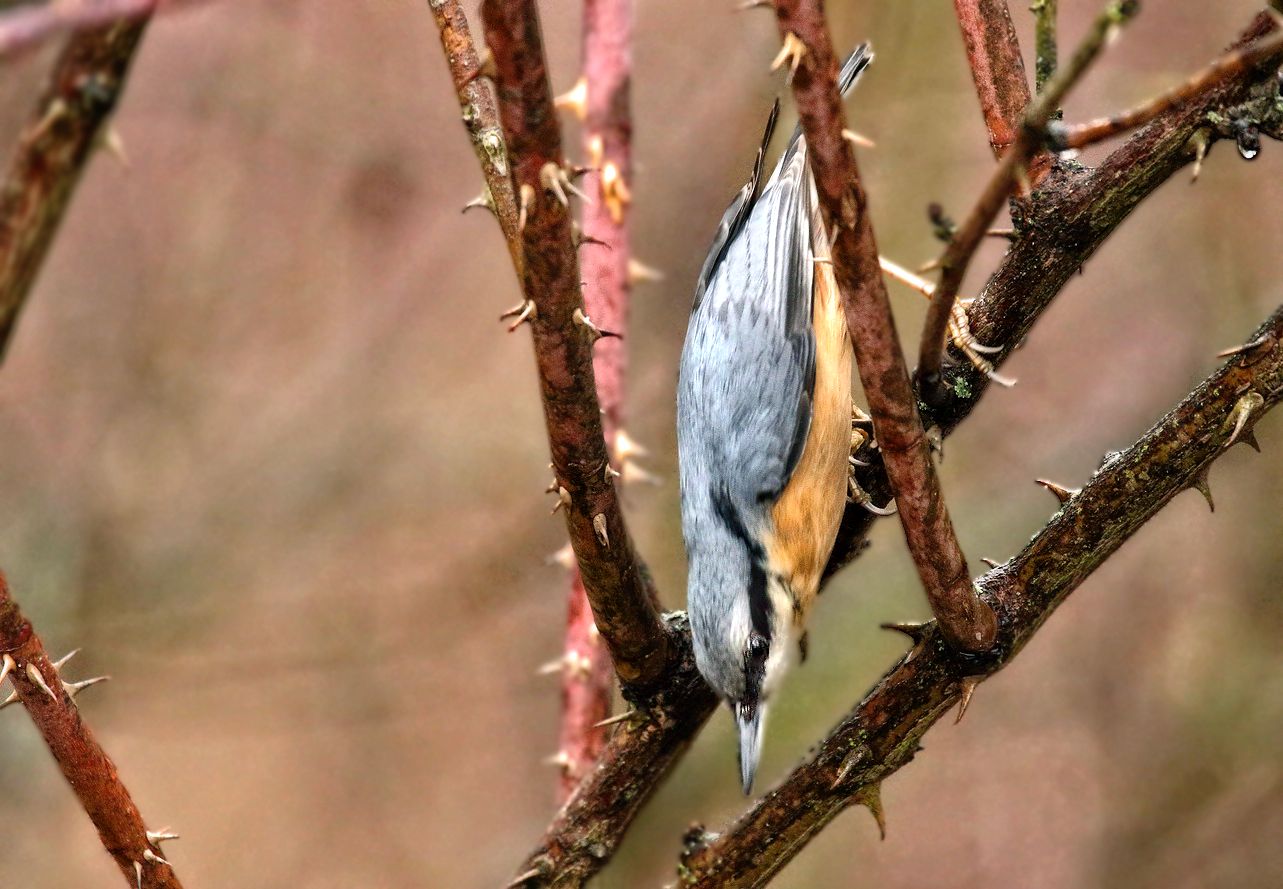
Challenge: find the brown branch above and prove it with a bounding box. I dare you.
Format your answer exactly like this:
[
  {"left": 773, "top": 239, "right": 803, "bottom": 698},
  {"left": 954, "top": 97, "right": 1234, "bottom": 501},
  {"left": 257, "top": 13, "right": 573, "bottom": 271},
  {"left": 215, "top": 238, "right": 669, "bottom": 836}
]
[
  {"left": 1052, "top": 25, "right": 1283, "bottom": 151},
  {"left": 682, "top": 304, "right": 1283, "bottom": 888},
  {"left": 771, "top": 1, "right": 995, "bottom": 652},
  {"left": 0, "top": 16, "right": 148, "bottom": 362},
  {"left": 429, "top": 0, "right": 522, "bottom": 272},
  {"left": 951, "top": 0, "right": 1034, "bottom": 158},
  {"left": 0, "top": 0, "right": 199, "bottom": 60},
  {"left": 917, "top": 0, "right": 1139, "bottom": 400},
  {"left": 548, "top": 0, "right": 637, "bottom": 800},
  {"left": 476, "top": 0, "right": 668, "bottom": 690},
  {"left": 1032, "top": 0, "right": 1059, "bottom": 92},
  {"left": 0, "top": 574, "right": 183, "bottom": 888},
  {"left": 510, "top": 12, "right": 1283, "bottom": 889}
]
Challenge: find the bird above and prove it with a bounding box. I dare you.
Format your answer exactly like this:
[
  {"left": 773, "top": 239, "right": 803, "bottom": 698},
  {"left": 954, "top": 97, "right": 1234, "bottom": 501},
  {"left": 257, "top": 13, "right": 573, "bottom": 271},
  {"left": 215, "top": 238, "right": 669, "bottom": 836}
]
[{"left": 677, "top": 45, "right": 872, "bottom": 794}]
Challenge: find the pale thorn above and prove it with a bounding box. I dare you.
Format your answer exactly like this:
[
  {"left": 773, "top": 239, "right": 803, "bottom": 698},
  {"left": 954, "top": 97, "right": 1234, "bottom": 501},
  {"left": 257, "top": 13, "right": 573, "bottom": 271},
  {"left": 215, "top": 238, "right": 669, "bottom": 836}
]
[
  {"left": 1191, "top": 467, "right": 1215, "bottom": 512},
  {"left": 955, "top": 675, "right": 981, "bottom": 724},
  {"left": 980, "top": 557, "right": 1002, "bottom": 569},
  {"left": 879, "top": 255, "right": 935, "bottom": 298},
  {"left": 603, "top": 462, "right": 621, "bottom": 482},
  {"left": 461, "top": 190, "right": 494, "bottom": 215},
  {"left": 842, "top": 128, "right": 876, "bottom": 149},
  {"left": 28, "top": 97, "right": 67, "bottom": 143},
  {"left": 135, "top": 861, "right": 143, "bottom": 889},
  {"left": 554, "top": 76, "right": 588, "bottom": 120},
  {"left": 1035, "top": 478, "right": 1078, "bottom": 505},
  {"left": 63, "top": 675, "right": 110, "bottom": 700},
  {"left": 499, "top": 298, "right": 537, "bottom": 333},
  {"left": 737, "top": 0, "right": 771, "bottom": 8},
  {"left": 587, "top": 134, "right": 605, "bottom": 171},
  {"left": 0, "top": 654, "right": 14, "bottom": 687},
  {"left": 543, "top": 750, "right": 572, "bottom": 770},
  {"left": 600, "top": 160, "right": 631, "bottom": 224},
  {"left": 536, "top": 656, "right": 567, "bottom": 677},
  {"left": 593, "top": 513, "right": 610, "bottom": 548},
  {"left": 572, "top": 307, "right": 620, "bottom": 342},
  {"left": 614, "top": 428, "right": 649, "bottom": 462},
  {"left": 0, "top": 689, "right": 19, "bottom": 710},
  {"left": 550, "top": 485, "right": 572, "bottom": 515},
  {"left": 465, "top": 47, "right": 497, "bottom": 85},
  {"left": 593, "top": 709, "right": 638, "bottom": 729},
  {"left": 1216, "top": 332, "right": 1275, "bottom": 361},
  {"left": 856, "top": 782, "right": 887, "bottom": 840},
  {"left": 622, "top": 460, "right": 662, "bottom": 487},
  {"left": 771, "top": 31, "right": 808, "bottom": 81},
  {"left": 546, "top": 543, "right": 576, "bottom": 570},
  {"left": 540, "top": 161, "right": 590, "bottom": 208},
  {"left": 51, "top": 648, "right": 80, "bottom": 671},
  {"left": 627, "top": 258, "right": 664, "bottom": 284},
  {"left": 830, "top": 744, "right": 869, "bottom": 790},
  {"left": 508, "top": 867, "right": 544, "bottom": 889},
  {"left": 101, "top": 126, "right": 129, "bottom": 167},
  {"left": 1189, "top": 130, "right": 1210, "bottom": 183},
  {"left": 587, "top": 622, "right": 601, "bottom": 642},
  {"left": 1225, "top": 390, "right": 1265, "bottom": 447},
  {"left": 143, "top": 849, "right": 171, "bottom": 867},
  {"left": 518, "top": 183, "right": 535, "bottom": 233},
  {"left": 26, "top": 663, "right": 57, "bottom": 701},
  {"left": 146, "top": 828, "right": 180, "bottom": 844}
]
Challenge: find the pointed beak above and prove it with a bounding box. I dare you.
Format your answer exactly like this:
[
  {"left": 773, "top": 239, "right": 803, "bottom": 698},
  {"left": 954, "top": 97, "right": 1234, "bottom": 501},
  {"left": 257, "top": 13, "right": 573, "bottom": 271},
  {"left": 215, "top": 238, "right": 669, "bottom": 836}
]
[{"left": 735, "top": 701, "right": 768, "bottom": 795}]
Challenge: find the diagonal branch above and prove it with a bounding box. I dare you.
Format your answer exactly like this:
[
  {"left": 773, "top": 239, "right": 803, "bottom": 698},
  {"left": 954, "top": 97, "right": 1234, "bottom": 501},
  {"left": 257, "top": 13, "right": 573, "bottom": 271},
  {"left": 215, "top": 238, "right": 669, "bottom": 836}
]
[
  {"left": 0, "top": 16, "right": 148, "bottom": 362},
  {"left": 951, "top": 0, "right": 1035, "bottom": 159},
  {"left": 917, "top": 0, "right": 1139, "bottom": 400},
  {"left": 0, "top": 0, "right": 207, "bottom": 61},
  {"left": 508, "top": 11, "right": 1283, "bottom": 889},
  {"left": 475, "top": 0, "right": 669, "bottom": 690},
  {"left": 681, "top": 304, "right": 1283, "bottom": 888},
  {"left": 1032, "top": 0, "right": 1059, "bottom": 91},
  {"left": 770, "top": 0, "right": 996, "bottom": 652},
  {"left": 0, "top": 574, "right": 183, "bottom": 888}
]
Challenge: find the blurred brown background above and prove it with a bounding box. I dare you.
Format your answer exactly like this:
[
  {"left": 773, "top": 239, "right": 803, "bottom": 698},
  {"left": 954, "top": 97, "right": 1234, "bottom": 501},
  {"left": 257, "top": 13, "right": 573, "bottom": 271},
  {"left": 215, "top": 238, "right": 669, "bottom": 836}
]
[{"left": 1, "top": 1, "right": 1282, "bottom": 887}]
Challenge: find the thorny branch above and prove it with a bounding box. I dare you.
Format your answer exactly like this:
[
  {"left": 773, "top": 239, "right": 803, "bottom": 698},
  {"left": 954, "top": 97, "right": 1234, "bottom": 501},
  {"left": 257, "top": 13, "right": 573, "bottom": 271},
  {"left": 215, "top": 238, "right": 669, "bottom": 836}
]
[
  {"left": 0, "top": 0, "right": 195, "bottom": 60},
  {"left": 0, "top": 16, "right": 148, "bottom": 362},
  {"left": 430, "top": 0, "right": 522, "bottom": 272},
  {"left": 476, "top": 0, "right": 669, "bottom": 690},
  {"left": 546, "top": 0, "right": 638, "bottom": 800},
  {"left": 0, "top": 574, "right": 183, "bottom": 888},
  {"left": 950, "top": 0, "right": 1036, "bottom": 160},
  {"left": 770, "top": 0, "right": 996, "bottom": 652},
  {"left": 506, "top": 8, "right": 1283, "bottom": 889},
  {"left": 679, "top": 304, "right": 1283, "bottom": 888},
  {"left": 917, "top": 0, "right": 1140, "bottom": 399}
]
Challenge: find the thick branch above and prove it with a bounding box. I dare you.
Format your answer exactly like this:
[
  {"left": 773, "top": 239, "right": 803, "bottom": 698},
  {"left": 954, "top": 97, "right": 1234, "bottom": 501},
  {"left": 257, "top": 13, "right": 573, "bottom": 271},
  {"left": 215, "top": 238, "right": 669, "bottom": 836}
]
[
  {"left": 0, "top": 17, "right": 148, "bottom": 362},
  {"left": 917, "top": 0, "right": 1139, "bottom": 397},
  {"left": 429, "top": 0, "right": 522, "bottom": 271},
  {"left": 477, "top": 0, "right": 668, "bottom": 688},
  {"left": 511, "top": 12, "right": 1283, "bottom": 889},
  {"left": 1051, "top": 25, "right": 1283, "bottom": 151},
  {"left": 682, "top": 305, "right": 1283, "bottom": 888},
  {"left": 772, "top": 0, "right": 995, "bottom": 651},
  {"left": 1032, "top": 0, "right": 1059, "bottom": 92},
  {"left": 951, "top": 0, "right": 1034, "bottom": 158},
  {"left": 0, "top": 574, "right": 183, "bottom": 888}
]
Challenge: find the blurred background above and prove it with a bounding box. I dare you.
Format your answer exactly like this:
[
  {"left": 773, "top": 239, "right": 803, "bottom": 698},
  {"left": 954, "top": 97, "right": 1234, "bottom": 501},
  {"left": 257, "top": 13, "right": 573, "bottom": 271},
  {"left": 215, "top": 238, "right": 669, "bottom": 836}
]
[{"left": 1, "top": 1, "right": 1281, "bottom": 887}]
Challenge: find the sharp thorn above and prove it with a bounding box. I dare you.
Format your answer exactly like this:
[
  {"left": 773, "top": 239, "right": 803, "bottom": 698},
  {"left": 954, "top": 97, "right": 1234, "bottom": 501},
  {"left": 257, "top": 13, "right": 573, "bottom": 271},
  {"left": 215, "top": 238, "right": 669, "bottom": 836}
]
[
  {"left": 856, "top": 782, "right": 887, "bottom": 840},
  {"left": 955, "top": 675, "right": 981, "bottom": 724},
  {"left": 859, "top": 496, "right": 897, "bottom": 516},
  {"left": 771, "top": 32, "right": 808, "bottom": 81},
  {"left": 146, "top": 828, "right": 180, "bottom": 844},
  {"left": 50, "top": 648, "right": 80, "bottom": 671},
  {"left": 101, "top": 125, "right": 129, "bottom": 167},
  {"left": 1216, "top": 333, "right": 1275, "bottom": 361},
  {"left": 593, "top": 514, "right": 610, "bottom": 548},
  {"left": 842, "top": 128, "right": 876, "bottom": 149},
  {"left": 554, "top": 76, "right": 588, "bottom": 120},
  {"left": 572, "top": 307, "right": 621, "bottom": 342},
  {"left": 614, "top": 429, "right": 649, "bottom": 461},
  {"left": 543, "top": 750, "right": 572, "bottom": 770},
  {"left": 622, "top": 460, "right": 662, "bottom": 487},
  {"left": 536, "top": 656, "right": 566, "bottom": 677},
  {"left": 737, "top": 0, "right": 772, "bottom": 8},
  {"left": 143, "top": 849, "right": 171, "bottom": 867},
  {"left": 628, "top": 258, "right": 665, "bottom": 284},
  {"left": 0, "top": 654, "right": 14, "bottom": 687},
  {"left": 0, "top": 689, "right": 19, "bottom": 710},
  {"left": 1225, "top": 391, "right": 1265, "bottom": 447},
  {"left": 464, "top": 47, "right": 497, "bottom": 85},
  {"left": 880, "top": 621, "right": 933, "bottom": 645},
  {"left": 26, "top": 663, "right": 57, "bottom": 701},
  {"left": 499, "top": 298, "right": 537, "bottom": 332},
  {"left": 830, "top": 745, "right": 868, "bottom": 790},
  {"left": 1035, "top": 478, "right": 1077, "bottom": 505},
  {"left": 461, "top": 190, "right": 494, "bottom": 216},
  {"left": 63, "top": 675, "right": 110, "bottom": 700},
  {"left": 545, "top": 543, "right": 576, "bottom": 570},
  {"left": 593, "top": 709, "right": 638, "bottom": 728},
  {"left": 980, "top": 557, "right": 1001, "bottom": 569},
  {"left": 518, "top": 183, "right": 535, "bottom": 233},
  {"left": 1240, "top": 429, "right": 1261, "bottom": 452},
  {"left": 135, "top": 861, "right": 143, "bottom": 889},
  {"left": 1191, "top": 466, "right": 1215, "bottom": 512},
  {"left": 508, "top": 867, "right": 544, "bottom": 889}
]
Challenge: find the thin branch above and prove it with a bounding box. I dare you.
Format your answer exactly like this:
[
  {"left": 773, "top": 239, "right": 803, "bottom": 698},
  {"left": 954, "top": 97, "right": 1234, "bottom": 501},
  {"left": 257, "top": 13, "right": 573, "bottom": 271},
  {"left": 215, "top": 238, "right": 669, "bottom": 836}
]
[
  {"left": 475, "top": 0, "right": 669, "bottom": 688},
  {"left": 770, "top": 1, "right": 996, "bottom": 651},
  {"left": 0, "top": 16, "right": 148, "bottom": 362},
  {"left": 951, "top": 0, "right": 1035, "bottom": 157},
  {"left": 1032, "top": 0, "right": 1059, "bottom": 92},
  {"left": 509, "top": 12, "right": 1283, "bottom": 888},
  {"left": 0, "top": 574, "right": 183, "bottom": 888},
  {"left": 682, "top": 304, "right": 1283, "bottom": 888},
  {"left": 917, "top": 0, "right": 1139, "bottom": 400},
  {"left": 548, "top": 0, "right": 637, "bottom": 800},
  {"left": 0, "top": 0, "right": 199, "bottom": 60},
  {"left": 1051, "top": 25, "right": 1283, "bottom": 151},
  {"left": 429, "top": 0, "right": 522, "bottom": 272}
]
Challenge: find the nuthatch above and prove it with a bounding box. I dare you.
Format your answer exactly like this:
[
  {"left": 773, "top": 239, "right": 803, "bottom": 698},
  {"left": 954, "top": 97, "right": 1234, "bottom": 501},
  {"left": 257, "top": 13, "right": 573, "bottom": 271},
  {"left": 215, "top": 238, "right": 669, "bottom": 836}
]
[{"left": 678, "top": 45, "right": 872, "bottom": 793}]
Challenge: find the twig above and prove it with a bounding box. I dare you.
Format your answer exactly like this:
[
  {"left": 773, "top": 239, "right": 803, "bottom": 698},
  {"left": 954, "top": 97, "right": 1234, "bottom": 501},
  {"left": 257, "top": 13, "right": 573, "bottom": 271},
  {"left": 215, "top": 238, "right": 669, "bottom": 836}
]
[
  {"left": 1051, "top": 26, "right": 1283, "bottom": 150},
  {"left": 476, "top": 0, "right": 669, "bottom": 688},
  {"left": 682, "top": 304, "right": 1283, "bottom": 888},
  {"left": 0, "top": 0, "right": 198, "bottom": 60},
  {"left": 0, "top": 574, "right": 183, "bottom": 889},
  {"left": 951, "top": 0, "right": 1034, "bottom": 157},
  {"left": 1032, "top": 0, "right": 1059, "bottom": 92},
  {"left": 0, "top": 17, "right": 149, "bottom": 362},
  {"left": 546, "top": 0, "right": 638, "bottom": 801},
  {"left": 429, "top": 0, "right": 522, "bottom": 272},
  {"left": 917, "top": 0, "right": 1139, "bottom": 402},
  {"left": 509, "top": 12, "right": 1283, "bottom": 888},
  {"left": 770, "top": 2, "right": 996, "bottom": 651}
]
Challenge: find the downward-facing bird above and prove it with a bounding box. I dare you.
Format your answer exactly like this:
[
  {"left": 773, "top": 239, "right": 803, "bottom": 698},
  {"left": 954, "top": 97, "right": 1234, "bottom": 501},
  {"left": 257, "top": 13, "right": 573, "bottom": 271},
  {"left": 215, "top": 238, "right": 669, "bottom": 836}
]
[{"left": 677, "top": 45, "right": 872, "bottom": 794}]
